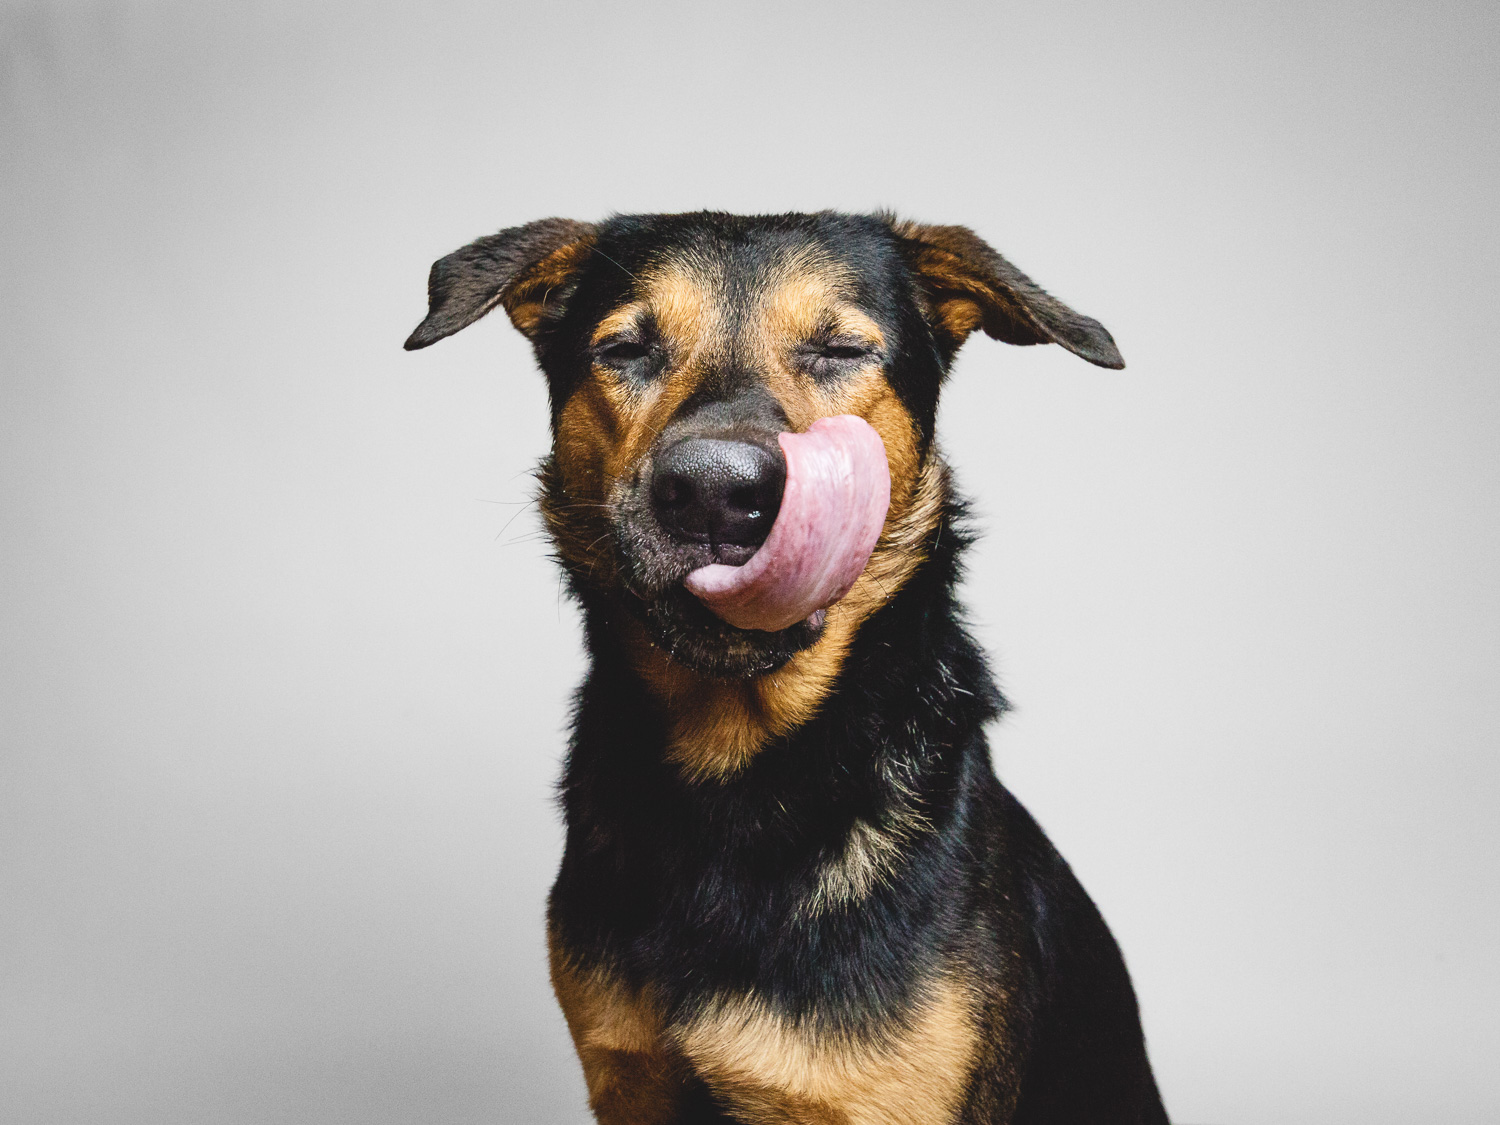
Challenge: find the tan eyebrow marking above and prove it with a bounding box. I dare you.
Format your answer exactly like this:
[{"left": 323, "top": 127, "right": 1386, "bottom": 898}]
[
  {"left": 759, "top": 262, "right": 887, "bottom": 353},
  {"left": 825, "top": 306, "right": 887, "bottom": 348},
  {"left": 592, "top": 303, "right": 647, "bottom": 345},
  {"left": 643, "top": 265, "right": 720, "bottom": 360}
]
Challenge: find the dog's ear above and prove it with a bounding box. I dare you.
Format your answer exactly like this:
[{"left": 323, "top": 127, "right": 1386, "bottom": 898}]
[
  {"left": 890, "top": 219, "right": 1124, "bottom": 369},
  {"left": 404, "top": 218, "right": 598, "bottom": 350}
]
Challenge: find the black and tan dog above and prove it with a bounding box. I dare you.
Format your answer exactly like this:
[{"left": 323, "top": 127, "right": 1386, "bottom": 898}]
[{"left": 405, "top": 212, "right": 1169, "bottom": 1124}]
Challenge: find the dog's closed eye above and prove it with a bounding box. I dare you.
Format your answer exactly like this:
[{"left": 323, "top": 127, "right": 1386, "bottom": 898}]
[
  {"left": 820, "top": 343, "right": 875, "bottom": 360},
  {"left": 798, "top": 337, "right": 883, "bottom": 379},
  {"left": 593, "top": 338, "right": 657, "bottom": 371}
]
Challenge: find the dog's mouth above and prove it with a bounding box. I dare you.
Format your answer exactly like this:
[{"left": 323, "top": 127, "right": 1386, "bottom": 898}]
[{"left": 615, "top": 415, "right": 891, "bottom": 677}]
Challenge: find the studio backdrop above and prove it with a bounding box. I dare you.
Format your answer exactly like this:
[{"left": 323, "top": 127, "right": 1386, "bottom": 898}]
[{"left": 2, "top": 3, "right": 1497, "bottom": 1123}]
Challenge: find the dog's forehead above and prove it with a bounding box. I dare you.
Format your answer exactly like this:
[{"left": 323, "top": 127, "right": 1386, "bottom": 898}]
[
  {"left": 585, "top": 216, "right": 898, "bottom": 346},
  {"left": 596, "top": 247, "right": 883, "bottom": 347}
]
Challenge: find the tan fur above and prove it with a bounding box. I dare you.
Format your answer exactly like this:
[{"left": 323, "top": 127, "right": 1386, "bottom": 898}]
[
  {"left": 657, "top": 455, "right": 946, "bottom": 782},
  {"left": 803, "top": 806, "right": 934, "bottom": 918},
  {"left": 557, "top": 261, "right": 733, "bottom": 484},
  {"left": 676, "top": 975, "right": 980, "bottom": 1125},
  {"left": 550, "top": 939, "right": 686, "bottom": 1125},
  {"left": 548, "top": 263, "right": 727, "bottom": 588},
  {"left": 756, "top": 254, "right": 887, "bottom": 359},
  {"left": 890, "top": 243, "right": 992, "bottom": 350},
  {"left": 888, "top": 220, "right": 1049, "bottom": 352},
  {"left": 504, "top": 236, "right": 600, "bottom": 337},
  {"left": 808, "top": 818, "right": 905, "bottom": 916}
]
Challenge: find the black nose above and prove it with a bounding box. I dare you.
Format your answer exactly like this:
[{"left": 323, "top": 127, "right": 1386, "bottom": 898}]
[{"left": 650, "top": 438, "right": 786, "bottom": 548}]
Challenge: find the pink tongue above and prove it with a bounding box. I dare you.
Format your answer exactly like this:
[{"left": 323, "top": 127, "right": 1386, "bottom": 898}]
[{"left": 684, "top": 415, "right": 891, "bottom": 632}]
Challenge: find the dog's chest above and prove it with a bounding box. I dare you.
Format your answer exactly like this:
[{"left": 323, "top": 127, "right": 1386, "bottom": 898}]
[
  {"left": 676, "top": 980, "right": 981, "bottom": 1125},
  {"left": 553, "top": 951, "right": 982, "bottom": 1125}
]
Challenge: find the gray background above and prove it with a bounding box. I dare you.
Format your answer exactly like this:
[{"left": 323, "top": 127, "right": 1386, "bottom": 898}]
[{"left": 2, "top": 2, "right": 1497, "bottom": 1122}]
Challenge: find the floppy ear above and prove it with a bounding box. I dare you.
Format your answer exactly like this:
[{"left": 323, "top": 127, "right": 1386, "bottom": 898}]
[
  {"left": 891, "top": 220, "right": 1124, "bottom": 369},
  {"left": 403, "top": 217, "right": 597, "bottom": 350}
]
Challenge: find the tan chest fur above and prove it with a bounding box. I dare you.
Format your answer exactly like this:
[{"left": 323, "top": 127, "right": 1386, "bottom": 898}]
[{"left": 551, "top": 942, "right": 981, "bottom": 1125}]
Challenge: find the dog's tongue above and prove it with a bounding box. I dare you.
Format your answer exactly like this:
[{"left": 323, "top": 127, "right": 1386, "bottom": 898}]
[{"left": 684, "top": 415, "right": 891, "bottom": 632}]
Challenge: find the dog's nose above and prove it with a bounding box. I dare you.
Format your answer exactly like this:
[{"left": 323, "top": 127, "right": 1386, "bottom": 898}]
[{"left": 650, "top": 438, "right": 786, "bottom": 548}]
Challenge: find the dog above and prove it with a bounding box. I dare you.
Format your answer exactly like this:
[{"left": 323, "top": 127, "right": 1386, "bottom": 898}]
[{"left": 405, "top": 211, "right": 1169, "bottom": 1124}]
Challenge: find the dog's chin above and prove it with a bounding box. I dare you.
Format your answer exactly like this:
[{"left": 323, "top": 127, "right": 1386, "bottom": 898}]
[{"left": 626, "top": 584, "right": 823, "bottom": 679}]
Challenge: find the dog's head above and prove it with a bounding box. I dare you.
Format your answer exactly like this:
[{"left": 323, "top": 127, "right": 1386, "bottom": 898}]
[{"left": 407, "top": 212, "right": 1120, "bottom": 682}]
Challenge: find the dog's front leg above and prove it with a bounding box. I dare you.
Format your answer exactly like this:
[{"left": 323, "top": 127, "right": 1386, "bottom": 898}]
[
  {"left": 569, "top": 1041, "right": 691, "bottom": 1125},
  {"left": 551, "top": 942, "right": 729, "bottom": 1124}
]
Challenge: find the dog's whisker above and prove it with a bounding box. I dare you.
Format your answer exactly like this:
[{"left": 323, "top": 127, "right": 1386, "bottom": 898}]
[{"left": 492, "top": 498, "right": 543, "bottom": 542}]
